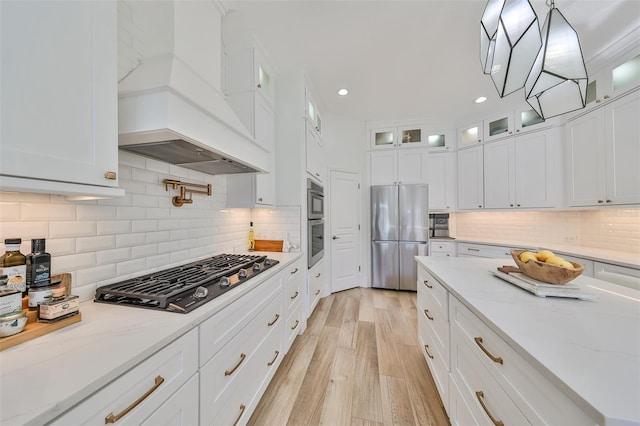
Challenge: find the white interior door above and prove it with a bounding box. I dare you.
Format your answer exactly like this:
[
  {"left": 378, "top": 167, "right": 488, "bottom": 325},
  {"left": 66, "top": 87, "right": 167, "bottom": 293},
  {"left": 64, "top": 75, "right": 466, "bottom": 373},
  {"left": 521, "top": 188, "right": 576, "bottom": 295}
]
[{"left": 330, "top": 170, "right": 361, "bottom": 293}]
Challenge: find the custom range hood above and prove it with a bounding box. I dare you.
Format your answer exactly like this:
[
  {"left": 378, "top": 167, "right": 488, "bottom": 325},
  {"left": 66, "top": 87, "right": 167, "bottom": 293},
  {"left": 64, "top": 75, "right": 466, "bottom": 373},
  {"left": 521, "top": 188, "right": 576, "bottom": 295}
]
[{"left": 117, "top": 0, "right": 267, "bottom": 175}]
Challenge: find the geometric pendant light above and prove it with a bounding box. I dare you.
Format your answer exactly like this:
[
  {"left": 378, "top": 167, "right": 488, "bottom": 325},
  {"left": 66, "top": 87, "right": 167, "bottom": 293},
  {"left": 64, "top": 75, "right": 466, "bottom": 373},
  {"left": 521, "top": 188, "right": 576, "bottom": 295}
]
[
  {"left": 524, "top": 2, "right": 588, "bottom": 119},
  {"left": 489, "top": 0, "right": 542, "bottom": 97},
  {"left": 480, "top": 0, "right": 505, "bottom": 74}
]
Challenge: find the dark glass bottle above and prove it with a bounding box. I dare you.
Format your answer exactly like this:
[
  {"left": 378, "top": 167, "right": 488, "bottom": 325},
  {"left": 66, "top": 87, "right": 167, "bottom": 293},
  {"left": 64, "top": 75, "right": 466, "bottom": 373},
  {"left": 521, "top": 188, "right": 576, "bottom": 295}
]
[
  {"left": 0, "top": 238, "right": 27, "bottom": 294},
  {"left": 26, "top": 238, "right": 51, "bottom": 288}
]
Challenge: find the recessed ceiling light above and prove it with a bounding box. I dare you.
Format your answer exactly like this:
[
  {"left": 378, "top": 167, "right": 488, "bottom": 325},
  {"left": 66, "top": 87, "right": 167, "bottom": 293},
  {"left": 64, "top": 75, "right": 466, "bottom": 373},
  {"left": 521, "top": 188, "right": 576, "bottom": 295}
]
[
  {"left": 338, "top": 88, "right": 349, "bottom": 96},
  {"left": 475, "top": 96, "right": 487, "bottom": 104}
]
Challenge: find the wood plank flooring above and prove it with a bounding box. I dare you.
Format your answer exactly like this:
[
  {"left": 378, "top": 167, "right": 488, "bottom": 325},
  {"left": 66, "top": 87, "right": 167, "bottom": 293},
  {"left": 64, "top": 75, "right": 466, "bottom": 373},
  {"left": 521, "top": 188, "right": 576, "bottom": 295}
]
[{"left": 248, "top": 288, "right": 450, "bottom": 426}]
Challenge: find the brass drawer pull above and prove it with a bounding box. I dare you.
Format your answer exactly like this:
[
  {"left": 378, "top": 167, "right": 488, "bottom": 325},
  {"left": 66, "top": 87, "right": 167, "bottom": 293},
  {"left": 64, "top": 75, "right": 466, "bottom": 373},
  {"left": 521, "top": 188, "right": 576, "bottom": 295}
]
[
  {"left": 291, "top": 291, "right": 299, "bottom": 299},
  {"left": 291, "top": 320, "right": 300, "bottom": 330},
  {"left": 268, "top": 314, "right": 280, "bottom": 326},
  {"left": 423, "top": 309, "right": 434, "bottom": 320},
  {"left": 225, "top": 353, "right": 246, "bottom": 376},
  {"left": 267, "top": 350, "right": 280, "bottom": 366},
  {"left": 315, "top": 289, "right": 320, "bottom": 295},
  {"left": 474, "top": 337, "right": 504, "bottom": 364},
  {"left": 105, "top": 375, "right": 164, "bottom": 424},
  {"left": 423, "top": 280, "right": 432, "bottom": 289},
  {"left": 290, "top": 267, "right": 299, "bottom": 274},
  {"left": 424, "top": 344, "right": 434, "bottom": 359},
  {"left": 104, "top": 171, "right": 117, "bottom": 180},
  {"left": 233, "top": 404, "right": 246, "bottom": 426},
  {"left": 476, "top": 391, "right": 504, "bottom": 426}
]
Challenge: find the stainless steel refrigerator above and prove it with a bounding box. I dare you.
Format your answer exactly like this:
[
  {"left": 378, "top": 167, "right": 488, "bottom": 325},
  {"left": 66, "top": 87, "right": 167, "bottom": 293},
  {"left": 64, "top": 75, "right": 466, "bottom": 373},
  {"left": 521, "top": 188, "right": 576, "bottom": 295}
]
[{"left": 371, "top": 184, "right": 429, "bottom": 291}]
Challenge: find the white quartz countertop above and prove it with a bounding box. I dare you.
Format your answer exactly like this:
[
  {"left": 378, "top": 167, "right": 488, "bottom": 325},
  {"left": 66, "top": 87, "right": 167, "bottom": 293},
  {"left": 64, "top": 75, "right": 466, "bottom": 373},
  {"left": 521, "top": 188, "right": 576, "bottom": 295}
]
[
  {"left": 452, "top": 237, "right": 640, "bottom": 269},
  {"left": 415, "top": 256, "right": 640, "bottom": 425},
  {"left": 0, "top": 252, "right": 301, "bottom": 426}
]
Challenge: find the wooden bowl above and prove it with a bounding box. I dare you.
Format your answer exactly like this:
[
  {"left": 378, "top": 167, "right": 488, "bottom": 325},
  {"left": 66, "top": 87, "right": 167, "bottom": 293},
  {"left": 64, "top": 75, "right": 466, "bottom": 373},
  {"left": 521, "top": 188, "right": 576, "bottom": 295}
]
[{"left": 510, "top": 249, "right": 584, "bottom": 285}]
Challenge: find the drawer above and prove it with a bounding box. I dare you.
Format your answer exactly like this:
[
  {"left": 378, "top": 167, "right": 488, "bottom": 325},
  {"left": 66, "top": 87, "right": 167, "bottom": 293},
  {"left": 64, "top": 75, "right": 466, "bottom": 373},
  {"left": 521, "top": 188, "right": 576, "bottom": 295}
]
[
  {"left": 202, "top": 311, "right": 284, "bottom": 426},
  {"left": 141, "top": 373, "right": 199, "bottom": 426},
  {"left": 417, "top": 293, "right": 449, "bottom": 363},
  {"left": 418, "top": 313, "right": 449, "bottom": 412},
  {"left": 430, "top": 241, "right": 456, "bottom": 254},
  {"left": 417, "top": 266, "right": 448, "bottom": 319},
  {"left": 285, "top": 301, "right": 302, "bottom": 353},
  {"left": 201, "top": 293, "right": 283, "bottom": 407},
  {"left": 448, "top": 374, "right": 478, "bottom": 426},
  {"left": 200, "top": 272, "right": 282, "bottom": 365},
  {"left": 51, "top": 329, "right": 198, "bottom": 425},
  {"left": 450, "top": 296, "right": 595, "bottom": 425},
  {"left": 285, "top": 269, "right": 302, "bottom": 313},
  {"left": 283, "top": 259, "right": 302, "bottom": 287},
  {"left": 451, "top": 327, "right": 530, "bottom": 426},
  {"left": 457, "top": 242, "right": 513, "bottom": 259}
]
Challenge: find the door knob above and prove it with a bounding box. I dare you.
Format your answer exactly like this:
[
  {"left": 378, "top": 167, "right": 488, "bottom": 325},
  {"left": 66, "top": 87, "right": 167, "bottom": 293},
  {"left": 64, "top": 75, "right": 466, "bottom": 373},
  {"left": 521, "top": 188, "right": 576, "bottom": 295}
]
[{"left": 332, "top": 236, "right": 339, "bottom": 240}]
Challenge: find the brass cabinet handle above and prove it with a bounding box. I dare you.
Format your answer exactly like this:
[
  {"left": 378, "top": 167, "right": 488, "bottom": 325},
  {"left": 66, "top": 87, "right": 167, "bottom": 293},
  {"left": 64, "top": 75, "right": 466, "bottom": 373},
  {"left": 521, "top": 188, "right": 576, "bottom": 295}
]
[
  {"left": 104, "top": 171, "right": 117, "bottom": 180},
  {"left": 598, "top": 199, "right": 604, "bottom": 203},
  {"left": 315, "top": 289, "right": 320, "bottom": 295},
  {"left": 257, "top": 83, "right": 262, "bottom": 88},
  {"left": 291, "top": 320, "right": 299, "bottom": 330},
  {"left": 316, "top": 273, "right": 321, "bottom": 278},
  {"left": 267, "top": 350, "right": 280, "bottom": 366},
  {"left": 606, "top": 199, "right": 611, "bottom": 203},
  {"left": 476, "top": 391, "right": 504, "bottom": 426},
  {"left": 225, "top": 353, "right": 246, "bottom": 376},
  {"left": 474, "top": 337, "right": 504, "bottom": 364},
  {"left": 291, "top": 291, "right": 299, "bottom": 300},
  {"left": 290, "top": 267, "right": 299, "bottom": 274},
  {"left": 258, "top": 197, "right": 263, "bottom": 202},
  {"left": 467, "top": 248, "right": 480, "bottom": 252},
  {"left": 233, "top": 404, "right": 246, "bottom": 426},
  {"left": 268, "top": 314, "right": 280, "bottom": 326},
  {"left": 423, "top": 280, "right": 432, "bottom": 289},
  {"left": 423, "top": 309, "right": 434, "bottom": 321},
  {"left": 424, "top": 344, "right": 434, "bottom": 359},
  {"left": 604, "top": 95, "right": 610, "bottom": 99},
  {"left": 105, "top": 375, "right": 164, "bottom": 424}
]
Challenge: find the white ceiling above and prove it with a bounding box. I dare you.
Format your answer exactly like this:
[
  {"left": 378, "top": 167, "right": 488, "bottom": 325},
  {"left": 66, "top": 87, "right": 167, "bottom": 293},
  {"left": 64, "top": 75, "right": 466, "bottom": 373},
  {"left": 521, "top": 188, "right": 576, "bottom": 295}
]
[{"left": 221, "top": 0, "right": 640, "bottom": 125}]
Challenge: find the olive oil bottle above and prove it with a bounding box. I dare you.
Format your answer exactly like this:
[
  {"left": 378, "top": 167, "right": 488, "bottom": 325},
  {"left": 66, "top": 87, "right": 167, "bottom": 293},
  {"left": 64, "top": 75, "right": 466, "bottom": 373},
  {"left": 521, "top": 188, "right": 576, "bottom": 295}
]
[
  {"left": 0, "top": 238, "right": 27, "bottom": 294},
  {"left": 248, "top": 222, "right": 255, "bottom": 251}
]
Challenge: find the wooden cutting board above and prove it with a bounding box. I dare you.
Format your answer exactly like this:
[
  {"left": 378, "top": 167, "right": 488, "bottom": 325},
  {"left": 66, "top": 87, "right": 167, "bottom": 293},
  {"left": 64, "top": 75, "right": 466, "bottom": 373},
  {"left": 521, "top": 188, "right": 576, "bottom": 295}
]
[{"left": 254, "top": 240, "right": 283, "bottom": 252}]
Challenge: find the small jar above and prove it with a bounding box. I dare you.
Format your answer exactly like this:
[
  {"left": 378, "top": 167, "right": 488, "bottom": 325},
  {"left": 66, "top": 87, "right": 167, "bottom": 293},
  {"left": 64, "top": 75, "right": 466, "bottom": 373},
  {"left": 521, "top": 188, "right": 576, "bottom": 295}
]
[
  {"left": 0, "top": 309, "right": 27, "bottom": 337},
  {"left": 28, "top": 284, "right": 55, "bottom": 308}
]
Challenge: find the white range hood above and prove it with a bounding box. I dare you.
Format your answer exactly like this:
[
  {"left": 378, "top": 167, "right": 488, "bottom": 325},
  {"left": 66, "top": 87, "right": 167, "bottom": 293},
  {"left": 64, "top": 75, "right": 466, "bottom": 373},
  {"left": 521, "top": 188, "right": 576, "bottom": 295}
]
[{"left": 117, "top": 0, "right": 267, "bottom": 175}]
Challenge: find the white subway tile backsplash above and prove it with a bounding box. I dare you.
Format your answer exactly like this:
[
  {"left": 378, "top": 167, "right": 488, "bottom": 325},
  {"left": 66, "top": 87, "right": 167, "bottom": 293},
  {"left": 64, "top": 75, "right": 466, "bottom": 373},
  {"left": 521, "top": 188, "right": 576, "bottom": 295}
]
[
  {"left": 76, "top": 235, "right": 116, "bottom": 253},
  {"left": 132, "top": 194, "right": 159, "bottom": 208},
  {"left": 146, "top": 253, "right": 172, "bottom": 269},
  {"left": 97, "top": 193, "right": 133, "bottom": 207},
  {"left": 77, "top": 264, "right": 116, "bottom": 287},
  {"left": 158, "top": 240, "right": 181, "bottom": 254},
  {"left": 118, "top": 151, "right": 146, "bottom": 168},
  {"left": 50, "top": 221, "right": 96, "bottom": 238},
  {"left": 53, "top": 252, "right": 96, "bottom": 275},
  {"left": 116, "top": 232, "right": 147, "bottom": 248},
  {"left": 116, "top": 258, "right": 147, "bottom": 277},
  {"left": 147, "top": 230, "right": 170, "bottom": 244},
  {"left": 97, "top": 220, "right": 131, "bottom": 235},
  {"left": 131, "top": 220, "right": 158, "bottom": 233},
  {"left": 131, "top": 168, "right": 159, "bottom": 184},
  {"left": 0, "top": 202, "right": 20, "bottom": 221},
  {"left": 97, "top": 248, "right": 131, "bottom": 265},
  {"left": 47, "top": 238, "right": 76, "bottom": 256},
  {"left": 117, "top": 206, "right": 147, "bottom": 220},
  {"left": 77, "top": 205, "right": 117, "bottom": 221},
  {"left": 0, "top": 192, "right": 50, "bottom": 203},
  {"left": 145, "top": 158, "right": 171, "bottom": 174},
  {"left": 131, "top": 243, "right": 158, "bottom": 259},
  {"left": 21, "top": 203, "right": 76, "bottom": 221},
  {"left": 0, "top": 222, "right": 49, "bottom": 243},
  {"left": 119, "top": 179, "right": 146, "bottom": 195}
]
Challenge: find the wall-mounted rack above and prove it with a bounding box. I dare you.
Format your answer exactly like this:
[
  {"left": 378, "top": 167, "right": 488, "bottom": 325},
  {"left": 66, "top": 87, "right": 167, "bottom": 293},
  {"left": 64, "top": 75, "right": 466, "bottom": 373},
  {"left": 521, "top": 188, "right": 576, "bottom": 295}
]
[{"left": 163, "top": 179, "right": 212, "bottom": 207}]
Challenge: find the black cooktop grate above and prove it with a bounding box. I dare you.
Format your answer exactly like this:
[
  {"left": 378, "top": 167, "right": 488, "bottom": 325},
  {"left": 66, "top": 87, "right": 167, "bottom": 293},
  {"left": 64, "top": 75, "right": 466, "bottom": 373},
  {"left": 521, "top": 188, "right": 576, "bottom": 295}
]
[{"left": 94, "top": 254, "right": 266, "bottom": 309}]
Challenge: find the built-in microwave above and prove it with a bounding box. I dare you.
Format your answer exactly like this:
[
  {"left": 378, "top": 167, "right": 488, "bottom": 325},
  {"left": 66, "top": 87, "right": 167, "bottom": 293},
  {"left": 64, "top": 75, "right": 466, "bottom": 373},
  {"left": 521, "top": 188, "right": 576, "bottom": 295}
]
[
  {"left": 307, "top": 178, "right": 324, "bottom": 219},
  {"left": 308, "top": 219, "right": 324, "bottom": 268}
]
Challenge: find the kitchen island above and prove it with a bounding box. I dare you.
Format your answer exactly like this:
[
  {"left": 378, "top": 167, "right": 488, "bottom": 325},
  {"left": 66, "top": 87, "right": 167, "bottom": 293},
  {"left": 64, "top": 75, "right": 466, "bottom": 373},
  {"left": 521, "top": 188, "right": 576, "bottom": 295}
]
[
  {"left": 415, "top": 256, "right": 640, "bottom": 425},
  {"left": 0, "top": 252, "right": 302, "bottom": 425}
]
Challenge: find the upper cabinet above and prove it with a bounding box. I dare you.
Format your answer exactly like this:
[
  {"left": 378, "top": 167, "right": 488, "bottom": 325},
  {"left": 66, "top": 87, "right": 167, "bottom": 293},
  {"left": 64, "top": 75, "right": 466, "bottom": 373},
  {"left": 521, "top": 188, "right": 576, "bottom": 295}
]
[
  {"left": 306, "top": 91, "right": 322, "bottom": 137},
  {"left": 426, "top": 152, "right": 456, "bottom": 211},
  {"left": 457, "top": 145, "right": 484, "bottom": 210},
  {"left": 0, "top": 0, "right": 123, "bottom": 198},
  {"left": 566, "top": 90, "right": 640, "bottom": 207},
  {"left": 225, "top": 42, "right": 275, "bottom": 106},
  {"left": 483, "top": 112, "right": 515, "bottom": 142},
  {"left": 371, "top": 126, "right": 424, "bottom": 149},
  {"left": 456, "top": 121, "right": 484, "bottom": 149},
  {"left": 370, "top": 149, "right": 426, "bottom": 185}
]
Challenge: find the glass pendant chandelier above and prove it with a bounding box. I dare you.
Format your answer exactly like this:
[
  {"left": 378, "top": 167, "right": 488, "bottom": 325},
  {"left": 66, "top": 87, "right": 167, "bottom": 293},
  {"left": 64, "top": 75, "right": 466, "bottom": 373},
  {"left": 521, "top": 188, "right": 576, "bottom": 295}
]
[
  {"left": 480, "top": 0, "right": 505, "bottom": 74},
  {"left": 525, "top": 1, "right": 588, "bottom": 119},
  {"left": 489, "top": 0, "right": 542, "bottom": 97}
]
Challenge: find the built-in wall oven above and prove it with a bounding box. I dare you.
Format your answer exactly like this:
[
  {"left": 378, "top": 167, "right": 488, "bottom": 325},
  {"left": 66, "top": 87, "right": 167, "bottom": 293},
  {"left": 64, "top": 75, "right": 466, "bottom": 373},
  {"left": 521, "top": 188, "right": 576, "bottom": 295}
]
[{"left": 307, "top": 178, "right": 324, "bottom": 268}]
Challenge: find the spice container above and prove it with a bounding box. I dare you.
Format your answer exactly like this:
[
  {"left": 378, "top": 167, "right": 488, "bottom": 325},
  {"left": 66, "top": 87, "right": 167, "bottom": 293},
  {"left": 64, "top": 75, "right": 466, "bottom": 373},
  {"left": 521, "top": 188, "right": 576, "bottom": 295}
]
[
  {"left": 0, "top": 289, "right": 22, "bottom": 316},
  {"left": 0, "top": 309, "right": 27, "bottom": 337},
  {"left": 26, "top": 238, "right": 51, "bottom": 288},
  {"left": 0, "top": 239, "right": 27, "bottom": 294}
]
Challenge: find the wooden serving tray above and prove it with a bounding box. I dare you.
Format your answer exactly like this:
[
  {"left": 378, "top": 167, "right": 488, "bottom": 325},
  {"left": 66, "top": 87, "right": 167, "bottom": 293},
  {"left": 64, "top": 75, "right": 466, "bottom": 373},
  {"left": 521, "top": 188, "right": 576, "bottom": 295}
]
[
  {"left": 0, "top": 272, "right": 82, "bottom": 351},
  {"left": 254, "top": 240, "right": 284, "bottom": 252}
]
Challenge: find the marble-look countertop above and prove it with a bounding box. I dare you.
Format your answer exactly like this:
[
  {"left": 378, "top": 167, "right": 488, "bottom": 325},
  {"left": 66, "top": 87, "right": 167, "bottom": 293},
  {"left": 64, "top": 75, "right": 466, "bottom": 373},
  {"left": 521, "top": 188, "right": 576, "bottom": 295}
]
[
  {"left": 416, "top": 256, "right": 640, "bottom": 425},
  {"left": 0, "top": 252, "right": 301, "bottom": 426},
  {"left": 432, "top": 237, "right": 640, "bottom": 269}
]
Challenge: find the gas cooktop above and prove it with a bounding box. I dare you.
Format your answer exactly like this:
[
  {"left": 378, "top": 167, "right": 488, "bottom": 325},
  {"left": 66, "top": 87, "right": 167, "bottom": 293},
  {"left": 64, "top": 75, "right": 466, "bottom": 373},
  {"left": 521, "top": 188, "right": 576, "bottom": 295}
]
[{"left": 94, "top": 254, "right": 279, "bottom": 313}]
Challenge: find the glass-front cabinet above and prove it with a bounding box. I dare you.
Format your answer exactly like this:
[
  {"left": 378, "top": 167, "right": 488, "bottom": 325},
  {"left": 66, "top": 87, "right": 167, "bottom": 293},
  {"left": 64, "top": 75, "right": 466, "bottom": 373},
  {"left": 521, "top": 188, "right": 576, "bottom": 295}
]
[
  {"left": 306, "top": 92, "right": 322, "bottom": 136},
  {"left": 370, "top": 126, "right": 425, "bottom": 149},
  {"left": 514, "top": 108, "right": 553, "bottom": 133},
  {"left": 456, "top": 121, "right": 483, "bottom": 149},
  {"left": 425, "top": 129, "right": 453, "bottom": 150},
  {"left": 484, "top": 112, "right": 514, "bottom": 142}
]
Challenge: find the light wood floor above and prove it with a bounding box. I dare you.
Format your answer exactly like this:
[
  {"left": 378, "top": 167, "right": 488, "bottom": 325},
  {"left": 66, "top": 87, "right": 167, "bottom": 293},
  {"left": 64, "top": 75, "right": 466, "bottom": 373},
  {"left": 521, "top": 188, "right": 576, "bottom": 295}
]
[{"left": 248, "top": 287, "right": 450, "bottom": 426}]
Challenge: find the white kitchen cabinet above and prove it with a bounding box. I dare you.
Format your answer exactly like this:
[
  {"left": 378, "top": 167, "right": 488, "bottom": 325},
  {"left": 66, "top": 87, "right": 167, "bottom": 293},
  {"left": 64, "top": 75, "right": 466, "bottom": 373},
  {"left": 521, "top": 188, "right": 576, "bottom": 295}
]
[
  {"left": 424, "top": 128, "right": 454, "bottom": 151},
  {"left": 370, "top": 149, "right": 426, "bottom": 185},
  {"left": 566, "top": 90, "right": 640, "bottom": 207},
  {"left": 430, "top": 240, "right": 456, "bottom": 257},
  {"left": 514, "top": 107, "right": 554, "bottom": 134},
  {"left": 457, "top": 121, "right": 484, "bottom": 150},
  {"left": 308, "top": 259, "right": 324, "bottom": 316},
  {"left": 593, "top": 261, "right": 640, "bottom": 290},
  {"left": 0, "top": 0, "right": 123, "bottom": 198},
  {"left": 284, "top": 259, "right": 303, "bottom": 353},
  {"left": 225, "top": 43, "right": 276, "bottom": 207},
  {"left": 457, "top": 146, "right": 484, "bottom": 210},
  {"left": 483, "top": 111, "right": 515, "bottom": 142},
  {"left": 457, "top": 243, "right": 513, "bottom": 259},
  {"left": 426, "top": 152, "right": 456, "bottom": 211},
  {"left": 50, "top": 329, "right": 198, "bottom": 425},
  {"left": 141, "top": 374, "right": 199, "bottom": 426},
  {"left": 306, "top": 120, "right": 326, "bottom": 182},
  {"left": 370, "top": 125, "right": 426, "bottom": 149},
  {"left": 306, "top": 88, "right": 323, "bottom": 137},
  {"left": 484, "top": 128, "right": 560, "bottom": 209}
]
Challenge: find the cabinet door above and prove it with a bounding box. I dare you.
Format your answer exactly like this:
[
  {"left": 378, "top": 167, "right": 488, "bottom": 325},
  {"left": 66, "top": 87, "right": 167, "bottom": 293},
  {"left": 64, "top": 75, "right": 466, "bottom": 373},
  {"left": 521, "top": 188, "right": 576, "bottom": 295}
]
[
  {"left": 141, "top": 374, "right": 199, "bottom": 426},
  {"left": 371, "top": 127, "right": 397, "bottom": 149},
  {"left": 254, "top": 93, "right": 275, "bottom": 153},
  {"left": 397, "top": 126, "right": 425, "bottom": 148},
  {"left": 484, "top": 140, "right": 514, "bottom": 209},
  {"left": 604, "top": 91, "right": 640, "bottom": 205},
  {"left": 254, "top": 47, "right": 275, "bottom": 104},
  {"left": 457, "top": 146, "right": 484, "bottom": 209},
  {"left": 426, "top": 152, "right": 455, "bottom": 210},
  {"left": 457, "top": 122, "right": 483, "bottom": 149},
  {"left": 515, "top": 130, "right": 557, "bottom": 208},
  {"left": 565, "top": 110, "right": 606, "bottom": 206},
  {"left": 0, "top": 1, "right": 118, "bottom": 188},
  {"left": 370, "top": 151, "right": 398, "bottom": 185},
  {"left": 484, "top": 112, "right": 514, "bottom": 142},
  {"left": 397, "top": 150, "right": 425, "bottom": 184},
  {"left": 306, "top": 122, "right": 324, "bottom": 182}
]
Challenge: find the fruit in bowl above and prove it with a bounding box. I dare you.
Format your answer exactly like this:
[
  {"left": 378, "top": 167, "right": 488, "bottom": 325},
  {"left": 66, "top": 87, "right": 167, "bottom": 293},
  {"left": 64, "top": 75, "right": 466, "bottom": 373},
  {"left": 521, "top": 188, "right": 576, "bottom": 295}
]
[{"left": 511, "top": 249, "right": 584, "bottom": 285}]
